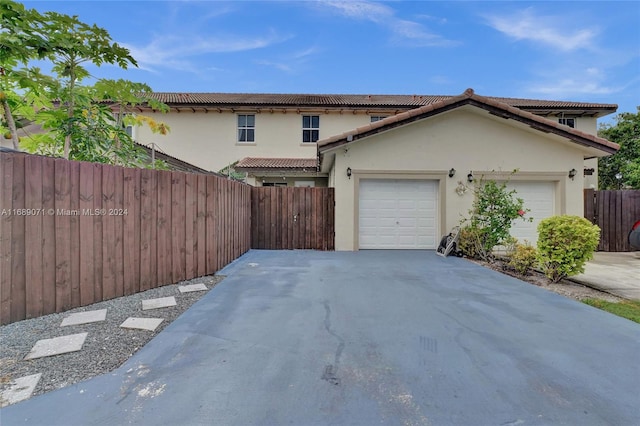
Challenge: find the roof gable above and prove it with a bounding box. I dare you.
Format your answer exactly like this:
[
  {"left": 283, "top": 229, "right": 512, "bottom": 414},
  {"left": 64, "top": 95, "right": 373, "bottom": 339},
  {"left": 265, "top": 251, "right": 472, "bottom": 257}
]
[{"left": 317, "top": 88, "right": 619, "bottom": 157}]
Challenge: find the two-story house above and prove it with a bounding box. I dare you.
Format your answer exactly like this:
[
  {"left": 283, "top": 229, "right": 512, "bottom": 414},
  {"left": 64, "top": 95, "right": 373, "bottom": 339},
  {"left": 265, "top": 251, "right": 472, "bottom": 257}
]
[{"left": 134, "top": 89, "right": 618, "bottom": 250}]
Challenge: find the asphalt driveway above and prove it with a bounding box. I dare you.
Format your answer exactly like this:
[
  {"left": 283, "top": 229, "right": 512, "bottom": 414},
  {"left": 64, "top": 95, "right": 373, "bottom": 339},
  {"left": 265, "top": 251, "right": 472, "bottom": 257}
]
[{"left": 2, "top": 250, "right": 639, "bottom": 425}]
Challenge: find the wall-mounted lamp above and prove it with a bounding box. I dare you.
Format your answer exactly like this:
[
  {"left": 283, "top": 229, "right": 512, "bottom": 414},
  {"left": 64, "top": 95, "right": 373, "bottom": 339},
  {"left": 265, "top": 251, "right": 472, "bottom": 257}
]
[
  {"left": 448, "top": 168, "right": 456, "bottom": 178},
  {"left": 568, "top": 168, "right": 577, "bottom": 180},
  {"left": 467, "top": 172, "right": 474, "bottom": 183},
  {"left": 347, "top": 167, "right": 352, "bottom": 179}
]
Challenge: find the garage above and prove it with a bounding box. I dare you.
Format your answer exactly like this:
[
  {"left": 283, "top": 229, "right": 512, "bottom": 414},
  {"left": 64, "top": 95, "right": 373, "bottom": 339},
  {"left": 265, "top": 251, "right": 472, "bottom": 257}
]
[
  {"left": 507, "top": 181, "right": 556, "bottom": 244},
  {"left": 359, "top": 179, "right": 438, "bottom": 249}
]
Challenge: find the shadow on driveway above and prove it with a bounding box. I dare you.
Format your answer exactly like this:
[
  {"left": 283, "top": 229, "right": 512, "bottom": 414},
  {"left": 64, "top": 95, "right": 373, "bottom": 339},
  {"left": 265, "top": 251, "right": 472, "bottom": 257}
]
[{"left": 2, "top": 250, "right": 639, "bottom": 425}]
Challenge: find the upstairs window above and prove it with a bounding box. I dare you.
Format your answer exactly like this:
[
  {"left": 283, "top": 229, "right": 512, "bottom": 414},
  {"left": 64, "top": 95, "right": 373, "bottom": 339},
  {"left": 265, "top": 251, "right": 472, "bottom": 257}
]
[
  {"left": 238, "top": 114, "right": 255, "bottom": 142},
  {"left": 370, "top": 116, "right": 387, "bottom": 122},
  {"left": 558, "top": 118, "right": 575, "bottom": 128},
  {"left": 302, "top": 115, "right": 319, "bottom": 143}
]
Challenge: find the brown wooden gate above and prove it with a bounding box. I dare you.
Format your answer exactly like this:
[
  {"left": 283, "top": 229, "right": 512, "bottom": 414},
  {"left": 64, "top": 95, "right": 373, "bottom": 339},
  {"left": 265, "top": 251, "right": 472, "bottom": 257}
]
[
  {"left": 251, "top": 187, "right": 334, "bottom": 250},
  {"left": 584, "top": 189, "right": 640, "bottom": 251}
]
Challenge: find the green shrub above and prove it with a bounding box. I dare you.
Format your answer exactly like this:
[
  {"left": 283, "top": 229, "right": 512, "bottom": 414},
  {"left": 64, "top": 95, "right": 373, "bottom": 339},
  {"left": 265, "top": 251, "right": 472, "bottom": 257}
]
[
  {"left": 508, "top": 243, "right": 538, "bottom": 275},
  {"left": 458, "top": 226, "right": 484, "bottom": 259},
  {"left": 536, "top": 215, "right": 600, "bottom": 283},
  {"left": 460, "top": 179, "right": 531, "bottom": 261}
]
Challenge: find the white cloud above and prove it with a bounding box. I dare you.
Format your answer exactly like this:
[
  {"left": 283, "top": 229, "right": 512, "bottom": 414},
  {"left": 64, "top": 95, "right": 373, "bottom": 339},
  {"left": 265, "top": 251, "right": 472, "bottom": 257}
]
[
  {"left": 525, "top": 66, "right": 631, "bottom": 98},
  {"left": 257, "top": 45, "right": 321, "bottom": 74},
  {"left": 485, "top": 8, "right": 597, "bottom": 51},
  {"left": 125, "top": 30, "right": 291, "bottom": 73},
  {"left": 529, "top": 79, "right": 620, "bottom": 98},
  {"left": 256, "top": 60, "right": 292, "bottom": 73},
  {"left": 319, "top": 1, "right": 458, "bottom": 47}
]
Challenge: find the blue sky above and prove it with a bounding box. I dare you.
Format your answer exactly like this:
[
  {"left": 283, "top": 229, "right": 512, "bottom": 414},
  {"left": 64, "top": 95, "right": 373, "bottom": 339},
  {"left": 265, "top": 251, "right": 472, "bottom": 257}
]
[{"left": 25, "top": 1, "right": 640, "bottom": 121}]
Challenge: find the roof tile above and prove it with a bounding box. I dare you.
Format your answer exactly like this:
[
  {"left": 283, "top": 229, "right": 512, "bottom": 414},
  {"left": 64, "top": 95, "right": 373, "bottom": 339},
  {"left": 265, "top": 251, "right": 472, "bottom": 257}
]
[
  {"left": 235, "top": 157, "right": 318, "bottom": 170},
  {"left": 145, "top": 92, "right": 617, "bottom": 110}
]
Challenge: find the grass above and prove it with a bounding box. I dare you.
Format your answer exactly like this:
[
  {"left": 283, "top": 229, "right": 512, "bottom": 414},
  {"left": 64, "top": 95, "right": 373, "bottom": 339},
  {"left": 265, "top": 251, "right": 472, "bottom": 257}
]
[{"left": 582, "top": 299, "right": 640, "bottom": 324}]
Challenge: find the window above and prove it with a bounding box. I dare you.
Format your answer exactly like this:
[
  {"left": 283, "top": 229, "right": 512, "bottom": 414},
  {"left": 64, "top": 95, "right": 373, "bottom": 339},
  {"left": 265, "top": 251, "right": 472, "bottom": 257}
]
[
  {"left": 238, "top": 114, "right": 255, "bottom": 142},
  {"left": 370, "top": 116, "right": 387, "bottom": 122},
  {"left": 302, "top": 115, "right": 319, "bottom": 143},
  {"left": 558, "top": 118, "right": 575, "bottom": 128},
  {"left": 262, "top": 182, "right": 287, "bottom": 187}
]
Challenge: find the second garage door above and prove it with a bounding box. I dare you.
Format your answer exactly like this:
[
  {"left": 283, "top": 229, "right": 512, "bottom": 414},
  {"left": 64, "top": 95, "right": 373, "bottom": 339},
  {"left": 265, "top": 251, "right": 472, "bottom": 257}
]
[
  {"left": 507, "top": 181, "right": 555, "bottom": 245},
  {"left": 359, "top": 179, "right": 438, "bottom": 249}
]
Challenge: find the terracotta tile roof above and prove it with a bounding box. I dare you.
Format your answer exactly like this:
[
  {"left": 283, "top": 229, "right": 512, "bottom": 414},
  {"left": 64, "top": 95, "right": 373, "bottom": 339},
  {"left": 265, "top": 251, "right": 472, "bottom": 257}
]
[
  {"left": 317, "top": 88, "right": 619, "bottom": 155},
  {"left": 145, "top": 92, "right": 617, "bottom": 111},
  {"left": 235, "top": 157, "right": 318, "bottom": 170}
]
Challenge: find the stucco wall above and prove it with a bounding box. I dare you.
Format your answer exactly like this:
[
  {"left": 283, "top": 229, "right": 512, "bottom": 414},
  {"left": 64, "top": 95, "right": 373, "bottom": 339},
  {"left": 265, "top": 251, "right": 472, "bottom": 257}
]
[
  {"left": 135, "top": 110, "right": 381, "bottom": 172},
  {"left": 329, "top": 107, "right": 588, "bottom": 250}
]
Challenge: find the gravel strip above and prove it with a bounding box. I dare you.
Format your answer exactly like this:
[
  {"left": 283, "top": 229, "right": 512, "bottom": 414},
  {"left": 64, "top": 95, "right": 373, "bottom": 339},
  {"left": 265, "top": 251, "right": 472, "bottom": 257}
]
[{"left": 0, "top": 275, "right": 224, "bottom": 405}]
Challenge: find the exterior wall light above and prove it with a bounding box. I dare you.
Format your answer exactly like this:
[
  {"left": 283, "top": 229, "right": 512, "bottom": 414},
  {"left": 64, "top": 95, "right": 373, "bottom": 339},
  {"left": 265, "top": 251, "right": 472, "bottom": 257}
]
[
  {"left": 569, "top": 168, "right": 577, "bottom": 180},
  {"left": 347, "top": 167, "right": 352, "bottom": 179},
  {"left": 467, "top": 172, "right": 474, "bottom": 183},
  {"left": 449, "top": 168, "right": 456, "bottom": 178}
]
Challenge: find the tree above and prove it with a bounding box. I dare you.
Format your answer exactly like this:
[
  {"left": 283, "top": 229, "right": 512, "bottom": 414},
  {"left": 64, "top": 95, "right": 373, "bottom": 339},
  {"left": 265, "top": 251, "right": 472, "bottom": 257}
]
[
  {"left": 0, "top": 0, "right": 52, "bottom": 149},
  {"left": 598, "top": 108, "right": 640, "bottom": 189},
  {"left": 1, "top": 0, "right": 170, "bottom": 167}
]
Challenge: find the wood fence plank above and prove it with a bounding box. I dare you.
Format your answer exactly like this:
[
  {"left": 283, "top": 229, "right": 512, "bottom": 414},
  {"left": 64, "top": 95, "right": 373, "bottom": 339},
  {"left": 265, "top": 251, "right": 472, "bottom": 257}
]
[
  {"left": 25, "top": 155, "right": 44, "bottom": 318},
  {"left": 172, "top": 172, "right": 186, "bottom": 282},
  {"left": 328, "top": 188, "right": 335, "bottom": 250},
  {"left": 205, "top": 176, "right": 216, "bottom": 273},
  {"left": 0, "top": 154, "right": 9, "bottom": 322},
  {"left": 54, "top": 159, "right": 71, "bottom": 312},
  {"left": 156, "top": 171, "right": 171, "bottom": 286},
  {"left": 123, "top": 167, "right": 137, "bottom": 295},
  {"left": 269, "top": 187, "right": 276, "bottom": 250},
  {"left": 68, "top": 161, "right": 81, "bottom": 308},
  {"left": 113, "top": 167, "right": 124, "bottom": 297},
  {"left": 185, "top": 173, "right": 196, "bottom": 279},
  {"left": 584, "top": 189, "right": 594, "bottom": 223},
  {"left": 228, "top": 180, "right": 233, "bottom": 262},
  {"left": 139, "top": 169, "right": 152, "bottom": 291},
  {"left": 250, "top": 187, "right": 257, "bottom": 248},
  {"left": 196, "top": 174, "right": 206, "bottom": 276},
  {"left": 10, "top": 154, "right": 25, "bottom": 322},
  {"left": 132, "top": 168, "right": 141, "bottom": 293},
  {"left": 41, "top": 157, "right": 56, "bottom": 314},
  {"left": 90, "top": 163, "right": 103, "bottom": 303},
  {"left": 78, "top": 162, "right": 95, "bottom": 306},
  {"left": 615, "top": 191, "right": 623, "bottom": 251},
  {"left": 101, "top": 164, "right": 116, "bottom": 299},
  {"left": 0, "top": 154, "right": 13, "bottom": 324}
]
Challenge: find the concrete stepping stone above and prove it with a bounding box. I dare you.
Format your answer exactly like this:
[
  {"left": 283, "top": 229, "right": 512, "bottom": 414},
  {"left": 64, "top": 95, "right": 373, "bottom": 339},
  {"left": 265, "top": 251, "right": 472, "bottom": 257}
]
[
  {"left": 178, "top": 283, "right": 208, "bottom": 293},
  {"left": 60, "top": 309, "right": 107, "bottom": 327},
  {"left": 0, "top": 373, "right": 42, "bottom": 407},
  {"left": 24, "top": 333, "right": 88, "bottom": 360},
  {"left": 142, "top": 296, "right": 176, "bottom": 310},
  {"left": 120, "top": 317, "right": 164, "bottom": 331}
]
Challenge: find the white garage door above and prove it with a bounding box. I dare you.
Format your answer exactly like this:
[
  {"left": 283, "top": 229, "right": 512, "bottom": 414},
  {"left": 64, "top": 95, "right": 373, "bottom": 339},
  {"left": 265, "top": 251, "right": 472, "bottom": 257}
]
[
  {"left": 359, "top": 179, "right": 438, "bottom": 249},
  {"left": 507, "top": 181, "right": 555, "bottom": 244}
]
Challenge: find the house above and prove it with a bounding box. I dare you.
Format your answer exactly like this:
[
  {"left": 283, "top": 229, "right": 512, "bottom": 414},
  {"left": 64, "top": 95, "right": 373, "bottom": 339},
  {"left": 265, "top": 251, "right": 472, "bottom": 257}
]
[
  {"left": 133, "top": 88, "right": 618, "bottom": 250},
  {"left": 135, "top": 91, "right": 615, "bottom": 189},
  {"left": 318, "top": 89, "right": 617, "bottom": 250}
]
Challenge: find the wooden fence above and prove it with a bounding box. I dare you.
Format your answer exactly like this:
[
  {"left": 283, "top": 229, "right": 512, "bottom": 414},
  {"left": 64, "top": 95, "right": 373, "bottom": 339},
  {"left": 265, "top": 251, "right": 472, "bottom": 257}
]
[
  {"left": 0, "top": 152, "right": 251, "bottom": 325},
  {"left": 584, "top": 188, "right": 640, "bottom": 252},
  {"left": 251, "top": 187, "right": 334, "bottom": 250}
]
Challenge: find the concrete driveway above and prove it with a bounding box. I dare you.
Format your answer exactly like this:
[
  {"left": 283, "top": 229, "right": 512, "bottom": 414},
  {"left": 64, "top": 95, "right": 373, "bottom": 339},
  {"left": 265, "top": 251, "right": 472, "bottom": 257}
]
[
  {"left": 2, "top": 250, "right": 639, "bottom": 425},
  {"left": 572, "top": 251, "right": 640, "bottom": 300}
]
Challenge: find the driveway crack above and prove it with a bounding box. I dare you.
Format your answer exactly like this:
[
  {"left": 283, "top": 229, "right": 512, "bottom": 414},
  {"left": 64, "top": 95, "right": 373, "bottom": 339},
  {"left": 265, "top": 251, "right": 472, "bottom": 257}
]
[{"left": 321, "top": 300, "right": 344, "bottom": 386}]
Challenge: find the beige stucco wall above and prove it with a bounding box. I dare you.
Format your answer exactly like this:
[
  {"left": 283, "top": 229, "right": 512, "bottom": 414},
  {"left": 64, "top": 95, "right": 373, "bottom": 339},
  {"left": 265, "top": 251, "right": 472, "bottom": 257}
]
[
  {"left": 135, "top": 110, "right": 382, "bottom": 173},
  {"left": 574, "top": 117, "right": 597, "bottom": 135},
  {"left": 329, "top": 106, "right": 589, "bottom": 250}
]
